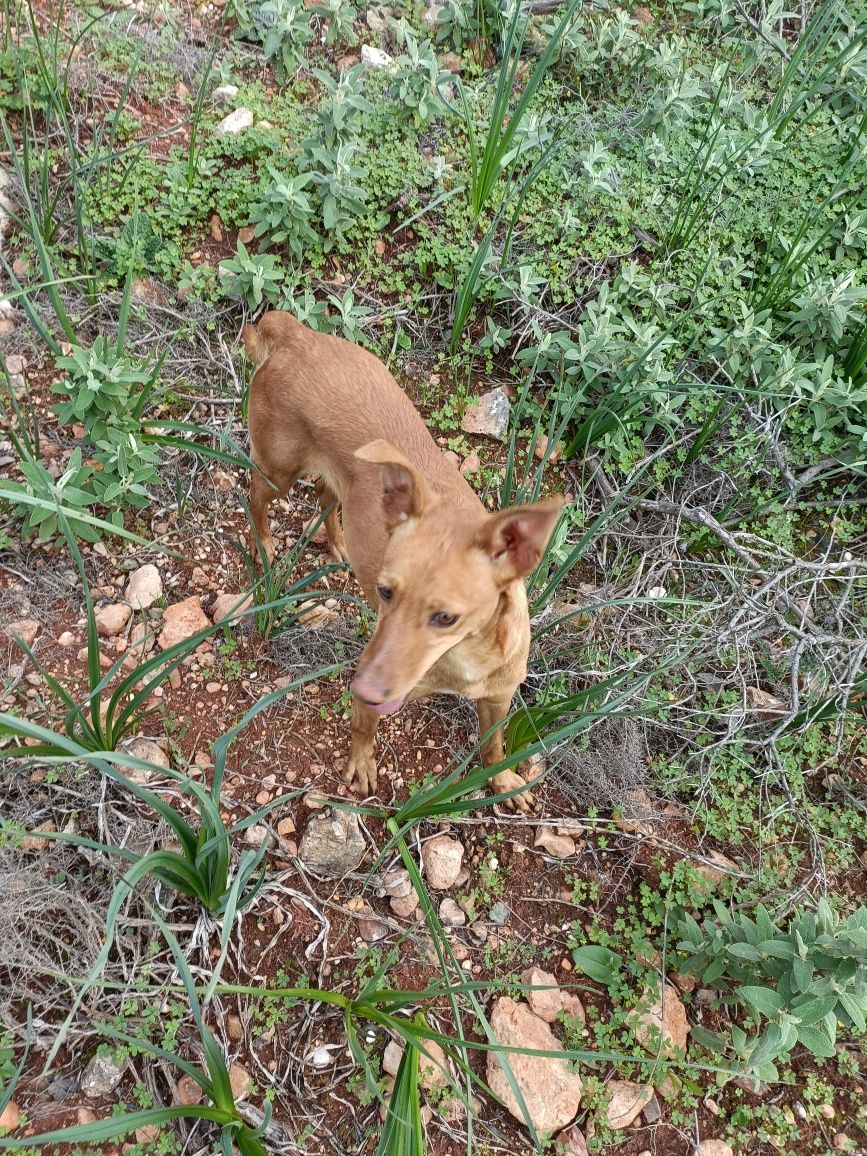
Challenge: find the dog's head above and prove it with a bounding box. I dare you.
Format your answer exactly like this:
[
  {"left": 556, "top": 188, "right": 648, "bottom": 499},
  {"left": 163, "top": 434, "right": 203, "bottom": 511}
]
[{"left": 350, "top": 440, "right": 562, "bottom": 714}]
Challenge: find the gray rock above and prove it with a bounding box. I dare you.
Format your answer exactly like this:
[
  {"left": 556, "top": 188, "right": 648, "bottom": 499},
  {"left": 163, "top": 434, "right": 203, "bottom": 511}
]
[
  {"left": 381, "top": 868, "right": 412, "bottom": 898},
  {"left": 47, "top": 1075, "right": 76, "bottom": 1101},
  {"left": 212, "top": 83, "right": 239, "bottom": 103},
  {"left": 421, "top": 835, "right": 464, "bottom": 889},
  {"left": 643, "top": 1093, "right": 662, "bottom": 1124},
  {"left": 361, "top": 44, "right": 394, "bottom": 69},
  {"left": 365, "top": 5, "right": 389, "bottom": 33},
  {"left": 439, "top": 898, "right": 466, "bottom": 927},
  {"left": 299, "top": 812, "right": 366, "bottom": 877},
  {"left": 81, "top": 1054, "right": 124, "bottom": 1099},
  {"left": 122, "top": 737, "right": 171, "bottom": 784},
  {"left": 461, "top": 387, "right": 511, "bottom": 440},
  {"left": 244, "top": 824, "right": 271, "bottom": 848}
]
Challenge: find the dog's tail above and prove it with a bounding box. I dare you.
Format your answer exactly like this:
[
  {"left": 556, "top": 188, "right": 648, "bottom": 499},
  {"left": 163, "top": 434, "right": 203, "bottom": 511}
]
[{"left": 242, "top": 311, "right": 302, "bottom": 365}]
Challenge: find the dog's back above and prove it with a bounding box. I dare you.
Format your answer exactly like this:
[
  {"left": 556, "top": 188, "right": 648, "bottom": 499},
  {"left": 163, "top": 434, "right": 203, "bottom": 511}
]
[{"left": 244, "top": 311, "right": 480, "bottom": 511}]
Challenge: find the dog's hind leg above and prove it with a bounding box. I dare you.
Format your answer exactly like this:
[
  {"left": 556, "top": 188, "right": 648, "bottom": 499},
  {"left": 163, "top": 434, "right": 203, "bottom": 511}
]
[
  {"left": 314, "top": 477, "right": 349, "bottom": 564},
  {"left": 249, "top": 468, "right": 281, "bottom": 565},
  {"left": 249, "top": 452, "right": 304, "bottom": 565}
]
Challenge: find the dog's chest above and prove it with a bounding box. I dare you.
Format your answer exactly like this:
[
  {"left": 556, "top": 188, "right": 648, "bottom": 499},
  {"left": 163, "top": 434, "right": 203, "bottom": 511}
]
[{"left": 425, "top": 630, "right": 526, "bottom": 702}]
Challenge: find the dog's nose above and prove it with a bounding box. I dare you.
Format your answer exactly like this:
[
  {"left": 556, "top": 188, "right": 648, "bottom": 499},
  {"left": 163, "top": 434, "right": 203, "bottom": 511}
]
[{"left": 351, "top": 674, "right": 390, "bottom": 705}]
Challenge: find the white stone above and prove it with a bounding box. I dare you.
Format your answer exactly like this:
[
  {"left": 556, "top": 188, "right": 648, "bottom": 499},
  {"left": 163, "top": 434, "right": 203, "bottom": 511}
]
[
  {"left": 361, "top": 44, "right": 395, "bottom": 69},
  {"left": 421, "top": 835, "right": 464, "bottom": 889},
  {"left": 461, "top": 387, "right": 511, "bottom": 440},
  {"left": 126, "top": 564, "right": 163, "bottom": 610},
  {"left": 216, "top": 108, "right": 254, "bottom": 135}
]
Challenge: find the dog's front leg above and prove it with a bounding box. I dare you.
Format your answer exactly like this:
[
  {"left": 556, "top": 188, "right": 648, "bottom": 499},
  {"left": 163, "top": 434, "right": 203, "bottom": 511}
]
[
  {"left": 476, "top": 696, "right": 535, "bottom": 814},
  {"left": 345, "top": 698, "right": 380, "bottom": 797}
]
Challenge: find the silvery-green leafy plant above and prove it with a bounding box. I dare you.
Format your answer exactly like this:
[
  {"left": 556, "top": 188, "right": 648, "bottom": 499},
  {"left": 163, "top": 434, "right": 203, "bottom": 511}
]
[
  {"left": 299, "top": 140, "right": 368, "bottom": 249},
  {"left": 258, "top": 0, "right": 313, "bottom": 76},
  {"left": 310, "top": 64, "right": 372, "bottom": 147},
  {"left": 52, "top": 336, "right": 158, "bottom": 442},
  {"left": 4, "top": 450, "right": 98, "bottom": 543},
  {"left": 676, "top": 899, "right": 867, "bottom": 1082},
  {"left": 220, "top": 241, "right": 285, "bottom": 308},
  {"left": 249, "top": 165, "right": 319, "bottom": 259},
  {"left": 389, "top": 20, "right": 451, "bottom": 126},
  {"left": 311, "top": 0, "right": 357, "bottom": 46}
]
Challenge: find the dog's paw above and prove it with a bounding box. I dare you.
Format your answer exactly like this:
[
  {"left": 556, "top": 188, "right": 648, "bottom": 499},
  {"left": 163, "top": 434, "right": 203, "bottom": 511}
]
[
  {"left": 329, "top": 537, "right": 350, "bottom": 565},
  {"left": 251, "top": 533, "right": 276, "bottom": 568},
  {"left": 489, "top": 770, "right": 534, "bottom": 812},
  {"left": 345, "top": 752, "right": 378, "bottom": 798}
]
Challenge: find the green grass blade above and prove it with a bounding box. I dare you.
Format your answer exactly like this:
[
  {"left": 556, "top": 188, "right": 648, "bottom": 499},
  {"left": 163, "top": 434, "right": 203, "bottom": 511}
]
[{"left": 0, "top": 1105, "right": 235, "bottom": 1148}]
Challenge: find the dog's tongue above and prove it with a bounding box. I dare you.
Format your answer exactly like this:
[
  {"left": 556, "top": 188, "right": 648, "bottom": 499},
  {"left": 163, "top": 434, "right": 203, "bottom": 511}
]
[{"left": 369, "top": 695, "right": 407, "bottom": 717}]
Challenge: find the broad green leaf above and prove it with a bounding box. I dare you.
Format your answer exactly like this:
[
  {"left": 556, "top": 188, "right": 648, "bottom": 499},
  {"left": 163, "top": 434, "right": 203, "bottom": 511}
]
[
  {"left": 757, "top": 939, "right": 796, "bottom": 960},
  {"left": 571, "top": 945, "right": 622, "bottom": 986},
  {"left": 727, "top": 943, "right": 761, "bottom": 961},
  {"left": 739, "top": 986, "right": 784, "bottom": 1020},
  {"left": 793, "top": 993, "right": 839, "bottom": 1025},
  {"left": 795, "top": 1024, "right": 836, "bottom": 1059}
]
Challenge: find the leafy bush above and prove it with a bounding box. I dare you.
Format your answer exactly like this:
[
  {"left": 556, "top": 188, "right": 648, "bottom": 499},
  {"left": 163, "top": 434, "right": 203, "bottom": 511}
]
[
  {"left": 257, "top": 0, "right": 314, "bottom": 77},
  {"left": 389, "top": 21, "right": 451, "bottom": 126},
  {"left": 309, "top": 64, "right": 372, "bottom": 147},
  {"left": 4, "top": 450, "right": 98, "bottom": 542},
  {"left": 88, "top": 428, "right": 162, "bottom": 512},
  {"left": 52, "top": 336, "right": 158, "bottom": 442},
  {"left": 310, "top": 0, "right": 357, "bottom": 45},
  {"left": 228, "top": 0, "right": 356, "bottom": 75},
  {"left": 220, "top": 240, "right": 285, "bottom": 307},
  {"left": 433, "top": 0, "right": 483, "bottom": 54},
  {"left": 677, "top": 899, "right": 867, "bottom": 1081},
  {"left": 45, "top": 334, "right": 164, "bottom": 528},
  {"left": 299, "top": 140, "right": 368, "bottom": 249},
  {"left": 249, "top": 165, "right": 319, "bottom": 259}
]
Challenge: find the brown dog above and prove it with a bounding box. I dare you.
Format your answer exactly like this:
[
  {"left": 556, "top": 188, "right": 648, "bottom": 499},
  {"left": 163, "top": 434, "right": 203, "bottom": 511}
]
[{"left": 244, "top": 311, "right": 561, "bottom": 809}]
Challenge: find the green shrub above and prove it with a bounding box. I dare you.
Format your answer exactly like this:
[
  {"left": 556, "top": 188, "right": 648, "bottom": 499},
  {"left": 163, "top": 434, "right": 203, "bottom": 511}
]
[
  {"left": 299, "top": 140, "right": 368, "bottom": 249},
  {"left": 677, "top": 899, "right": 867, "bottom": 1081},
  {"left": 4, "top": 450, "right": 98, "bottom": 542},
  {"left": 220, "top": 240, "right": 286, "bottom": 308},
  {"left": 46, "top": 335, "right": 164, "bottom": 527},
  {"left": 249, "top": 165, "right": 319, "bottom": 259},
  {"left": 389, "top": 21, "right": 451, "bottom": 126},
  {"left": 258, "top": 0, "right": 313, "bottom": 77},
  {"left": 52, "top": 336, "right": 158, "bottom": 442}
]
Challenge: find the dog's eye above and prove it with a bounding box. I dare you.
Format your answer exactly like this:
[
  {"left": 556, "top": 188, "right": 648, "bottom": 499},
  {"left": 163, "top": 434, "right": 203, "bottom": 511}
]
[
  {"left": 377, "top": 585, "right": 394, "bottom": 603},
  {"left": 430, "top": 611, "right": 458, "bottom": 628}
]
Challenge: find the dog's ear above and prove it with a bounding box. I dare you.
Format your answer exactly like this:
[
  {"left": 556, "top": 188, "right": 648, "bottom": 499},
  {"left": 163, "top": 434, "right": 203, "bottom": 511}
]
[
  {"left": 355, "top": 440, "right": 436, "bottom": 530},
  {"left": 477, "top": 497, "right": 564, "bottom": 581}
]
